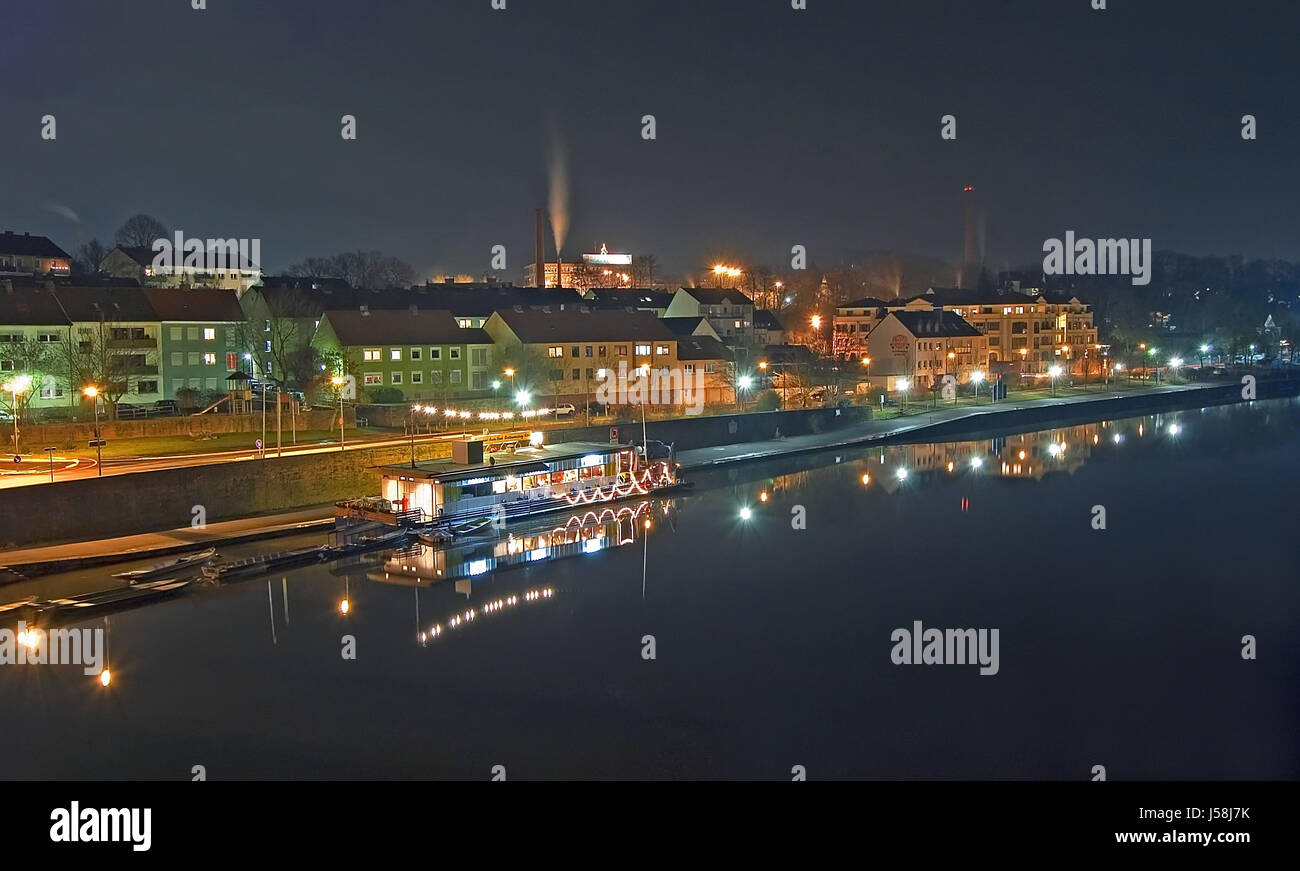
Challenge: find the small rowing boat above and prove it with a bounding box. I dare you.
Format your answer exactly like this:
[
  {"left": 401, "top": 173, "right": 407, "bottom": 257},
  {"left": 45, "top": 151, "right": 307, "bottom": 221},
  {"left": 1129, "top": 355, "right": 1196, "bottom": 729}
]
[{"left": 113, "top": 547, "right": 217, "bottom": 582}]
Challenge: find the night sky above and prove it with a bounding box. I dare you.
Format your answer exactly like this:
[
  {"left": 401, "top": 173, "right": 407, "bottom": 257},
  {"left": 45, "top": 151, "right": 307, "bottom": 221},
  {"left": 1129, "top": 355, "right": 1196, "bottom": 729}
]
[{"left": 4, "top": 0, "right": 1298, "bottom": 278}]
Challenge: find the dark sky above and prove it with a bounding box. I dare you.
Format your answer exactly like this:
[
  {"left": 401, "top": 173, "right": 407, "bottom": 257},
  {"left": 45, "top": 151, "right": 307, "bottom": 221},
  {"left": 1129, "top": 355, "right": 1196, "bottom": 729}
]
[{"left": 3, "top": 0, "right": 1298, "bottom": 279}]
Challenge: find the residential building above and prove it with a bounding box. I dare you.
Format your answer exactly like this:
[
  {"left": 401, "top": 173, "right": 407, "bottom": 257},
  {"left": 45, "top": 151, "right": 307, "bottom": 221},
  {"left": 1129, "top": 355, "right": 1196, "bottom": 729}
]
[
  {"left": 752, "top": 309, "right": 786, "bottom": 347},
  {"left": 53, "top": 285, "right": 163, "bottom": 405},
  {"left": 660, "top": 316, "right": 721, "bottom": 341},
  {"left": 0, "top": 280, "right": 76, "bottom": 414},
  {"left": 144, "top": 289, "right": 247, "bottom": 403},
  {"left": 0, "top": 231, "right": 71, "bottom": 277},
  {"left": 663, "top": 287, "right": 756, "bottom": 345},
  {"left": 582, "top": 288, "right": 675, "bottom": 316},
  {"left": 100, "top": 243, "right": 261, "bottom": 293},
  {"left": 313, "top": 309, "right": 494, "bottom": 402},
  {"left": 673, "top": 334, "right": 734, "bottom": 405},
  {"left": 865, "top": 310, "right": 989, "bottom": 389},
  {"left": 832, "top": 287, "right": 1100, "bottom": 375},
  {"left": 832, "top": 296, "right": 891, "bottom": 356},
  {"left": 483, "top": 308, "right": 684, "bottom": 408}
]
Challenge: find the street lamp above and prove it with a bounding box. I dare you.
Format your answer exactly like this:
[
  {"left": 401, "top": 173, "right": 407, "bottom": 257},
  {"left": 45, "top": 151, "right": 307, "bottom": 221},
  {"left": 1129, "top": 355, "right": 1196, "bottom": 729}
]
[
  {"left": 898, "top": 377, "right": 910, "bottom": 414},
  {"left": 504, "top": 367, "right": 516, "bottom": 394},
  {"left": 83, "top": 385, "right": 104, "bottom": 476},
  {"left": 329, "top": 375, "right": 346, "bottom": 451},
  {"left": 515, "top": 389, "right": 531, "bottom": 407},
  {"left": 737, "top": 374, "right": 753, "bottom": 410},
  {"left": 1148, "top": 347, "right": 1159, "bottom": 383},
  {"left": 3, "top": 374, "right": 31, "bottom": 453},
  {"left": 971, "top": 369, "right": 985, "bottom": 403},
  {"left": 1048, "top": 364, "right": 1063, "bottom": 397}
]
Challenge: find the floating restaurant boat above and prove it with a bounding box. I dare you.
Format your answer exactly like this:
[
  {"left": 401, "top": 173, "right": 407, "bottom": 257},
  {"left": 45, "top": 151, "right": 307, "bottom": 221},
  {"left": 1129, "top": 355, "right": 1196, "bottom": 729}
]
[
  {"left": 113, "top": 547, "right": 217, "bottom": 582},
  {"left": 349, "top": 439, "right": 688, "bottom": 530}
]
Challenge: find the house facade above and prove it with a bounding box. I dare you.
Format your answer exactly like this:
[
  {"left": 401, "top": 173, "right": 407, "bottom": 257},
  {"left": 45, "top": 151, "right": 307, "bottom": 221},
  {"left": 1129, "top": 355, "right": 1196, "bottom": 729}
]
[
  {"left": 0, "top": 232, "right": 71, "bottom": 278},
  {"left": 314, "top": 309, "right": 494, "bottom": 402}
]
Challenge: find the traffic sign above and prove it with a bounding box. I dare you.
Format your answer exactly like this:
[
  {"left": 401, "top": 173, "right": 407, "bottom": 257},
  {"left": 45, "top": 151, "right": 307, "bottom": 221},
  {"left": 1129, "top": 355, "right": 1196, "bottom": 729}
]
[
  {"left": 12, "top": 455, "right": 20, "bottom": 464},
  {"left": 255, "top": 438, "right": 264, "bottom": 450},
  {"left": 88, "top": 439, "right": 107, "bottom": 448}
]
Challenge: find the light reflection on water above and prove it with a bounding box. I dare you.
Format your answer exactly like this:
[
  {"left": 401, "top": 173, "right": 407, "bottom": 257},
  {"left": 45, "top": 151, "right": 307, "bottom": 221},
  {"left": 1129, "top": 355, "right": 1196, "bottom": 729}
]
[{"left": 1, "top": 399, "right": 1297, "bottom": 780}]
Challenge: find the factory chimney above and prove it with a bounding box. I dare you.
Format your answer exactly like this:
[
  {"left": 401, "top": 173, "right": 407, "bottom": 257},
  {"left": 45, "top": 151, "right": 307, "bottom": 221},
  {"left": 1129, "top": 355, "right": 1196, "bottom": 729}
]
[
  {"left": 961, "top": 185, "right": 979, "bottom": 289},
  {"left": 534, "top": 209, "right": 546, "bottom": 288}
]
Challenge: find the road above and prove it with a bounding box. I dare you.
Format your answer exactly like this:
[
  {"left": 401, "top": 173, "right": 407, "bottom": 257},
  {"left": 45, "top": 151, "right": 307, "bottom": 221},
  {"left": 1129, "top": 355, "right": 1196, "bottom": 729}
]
[{"left": 0, "top": 426, "right": 562, "bottom": 489}]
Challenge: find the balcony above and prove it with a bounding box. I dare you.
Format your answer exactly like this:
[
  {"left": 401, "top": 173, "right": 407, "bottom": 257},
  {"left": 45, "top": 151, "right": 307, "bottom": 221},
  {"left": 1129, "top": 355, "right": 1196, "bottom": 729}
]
[{"left": 108, "top": 336, "right": 157, "bottom": 349}]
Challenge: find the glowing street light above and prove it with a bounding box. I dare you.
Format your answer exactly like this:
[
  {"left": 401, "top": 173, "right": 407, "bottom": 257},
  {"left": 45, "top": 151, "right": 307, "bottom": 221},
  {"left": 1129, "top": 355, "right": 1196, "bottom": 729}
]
[
  {"left": 3, "top": 374, "right": 31, "bottom": 452},
  {"left": 1048, "top": 364, "right": 1063, "bottom": 397},
  {"left": 83, "top": 384, "right": 104, "bottom": 476},
  {"left": 330, "top": 375, "right": 347, "bottom": 450},
  {"left": 515, "top": 389, "right": 531, "bottom": 407}
]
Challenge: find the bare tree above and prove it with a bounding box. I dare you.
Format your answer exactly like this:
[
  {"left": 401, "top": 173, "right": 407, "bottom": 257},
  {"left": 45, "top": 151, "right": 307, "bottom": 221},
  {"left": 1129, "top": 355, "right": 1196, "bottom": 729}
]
[
  {"left": 114, "top": 214, "right": 170, "bottom": 248},
  {"left": 60, "top": 318, "right": 157, "bottom": 413},
  {"left": 288, "top": 251, "right": 415, "bottom": 289},
  {"left": 0, "top": 337, "right": 60, "bottom": 433},
  {"left": 72, "top": 239, "right": 108, "bottom": 277}
]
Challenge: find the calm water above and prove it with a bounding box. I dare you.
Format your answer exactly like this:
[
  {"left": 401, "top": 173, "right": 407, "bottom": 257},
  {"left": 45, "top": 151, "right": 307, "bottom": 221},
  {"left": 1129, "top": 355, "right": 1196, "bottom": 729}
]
[{"left": 3, "top": 399, "right": 1298, "bottom": 780}]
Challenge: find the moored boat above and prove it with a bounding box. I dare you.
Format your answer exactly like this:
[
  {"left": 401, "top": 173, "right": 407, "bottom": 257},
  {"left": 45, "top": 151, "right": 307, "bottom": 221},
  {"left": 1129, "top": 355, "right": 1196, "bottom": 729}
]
[
  {"left": 366, "top": 439, "right": 685, "bottom": 532},
  {"left": 113, "top": 547, "right": 217, "bottom": 582}
]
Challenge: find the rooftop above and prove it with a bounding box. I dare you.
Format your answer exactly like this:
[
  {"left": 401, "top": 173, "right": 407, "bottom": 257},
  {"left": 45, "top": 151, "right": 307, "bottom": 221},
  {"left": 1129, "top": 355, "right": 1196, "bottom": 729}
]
[
  {"left": 678, "top": 287, "right": 755, "bottom": 306},
  {"left": 491, "top": 307, "right": 675, "bottom": 343},
  {"left": 144, "top": 288, "right": 245, "bottom": 322},
  {"left": 0, "top": 231, "right": 71, "bottom": 260},
  {"left": 321, "top": 308, "right": 491, "bottom": 346},
  {"left": 888, "top": 309, "right": 983, "bottom": 338}
]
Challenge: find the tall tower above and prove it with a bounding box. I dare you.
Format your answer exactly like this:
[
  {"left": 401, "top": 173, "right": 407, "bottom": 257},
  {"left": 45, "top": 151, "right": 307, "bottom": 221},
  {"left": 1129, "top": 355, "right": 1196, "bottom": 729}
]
[{"left": 961, "top": 185, "right": 979, "bottom": 289}]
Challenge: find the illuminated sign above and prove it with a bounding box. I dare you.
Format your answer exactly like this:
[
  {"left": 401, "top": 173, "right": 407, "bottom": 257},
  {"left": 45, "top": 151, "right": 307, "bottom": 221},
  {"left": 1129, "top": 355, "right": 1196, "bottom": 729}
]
[
  {"left": 890, "top": 335, "right": 910, "bottom": 351},
  {"left": 580, "top": 454, "right": 604, "bottom": 468},
  {"left": 583, "top": 252, "right": 632, "bottom": 266}
]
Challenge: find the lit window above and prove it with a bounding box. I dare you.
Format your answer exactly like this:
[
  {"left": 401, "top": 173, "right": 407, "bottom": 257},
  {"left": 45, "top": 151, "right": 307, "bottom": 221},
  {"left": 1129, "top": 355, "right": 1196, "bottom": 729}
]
[
  {"left": 363, "top": 349, "right": 380, "bottom": 362},
  {"left": 390, "top": 349, "right": 402, "bottom": 361},
  {"left": 202, "top": 353, "right": 217, "bottom": 365},
  {"left": 635, "top": 344, "right": 651, "bottom": 355},
  {"left": 654, "top": 345, "right": 669, "bottom": 355},
  {"left": 203, "top": 327, "right": 216, "bottom": 341}
]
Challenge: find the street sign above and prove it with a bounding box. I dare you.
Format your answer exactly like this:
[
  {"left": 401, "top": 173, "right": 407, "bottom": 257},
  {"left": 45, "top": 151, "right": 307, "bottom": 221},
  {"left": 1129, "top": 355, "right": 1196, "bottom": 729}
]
[
  {"left": 12, "top": 455, "right": 20, "bottom": 464},
  {"left": 44, "top": 446, "right": 55, "bottom": 452},
  {"left": 255, "top": 439, "right": 264, "bottom": 450},
  {"left": 609, "top": 427, "right": 619, "bottom": 444},
  {"left": 88, "top": 439, "right": 107, "bottom": 448}
]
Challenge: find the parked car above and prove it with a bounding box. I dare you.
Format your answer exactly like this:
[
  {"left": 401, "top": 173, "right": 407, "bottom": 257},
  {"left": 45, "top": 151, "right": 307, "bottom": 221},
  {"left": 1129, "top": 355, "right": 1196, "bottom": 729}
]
[
  {"left": 587, "top": 401, "right": 609, "bottom": 416},
  {"left": 115, "top": 403, "right": 148, "bottom": 419},
  {"left": 153, "top": 400, "right": 179, "bottom": 416},
  {"left": 634, "top": 439, "right": 673, "bottom": 461},
  {"left": 553, "top": 403, "right": 577, "bottom": 417}
]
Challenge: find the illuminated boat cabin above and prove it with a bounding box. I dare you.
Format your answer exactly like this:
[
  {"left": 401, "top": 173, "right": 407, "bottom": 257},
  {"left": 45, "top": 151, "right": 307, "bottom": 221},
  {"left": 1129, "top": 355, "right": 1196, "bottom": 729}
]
[{"left": 376, "top": 440, "right": 671, "bottom": 523}]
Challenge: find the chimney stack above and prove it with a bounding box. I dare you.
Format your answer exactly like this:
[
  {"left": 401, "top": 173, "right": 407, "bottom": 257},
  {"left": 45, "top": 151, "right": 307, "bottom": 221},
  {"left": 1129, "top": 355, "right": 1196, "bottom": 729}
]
[
  {"left": 534, "top": 209, "right": 546, "bottom": 288},
  {"left": 961, "top": 185, "right": 979, "bottom": 289}
]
